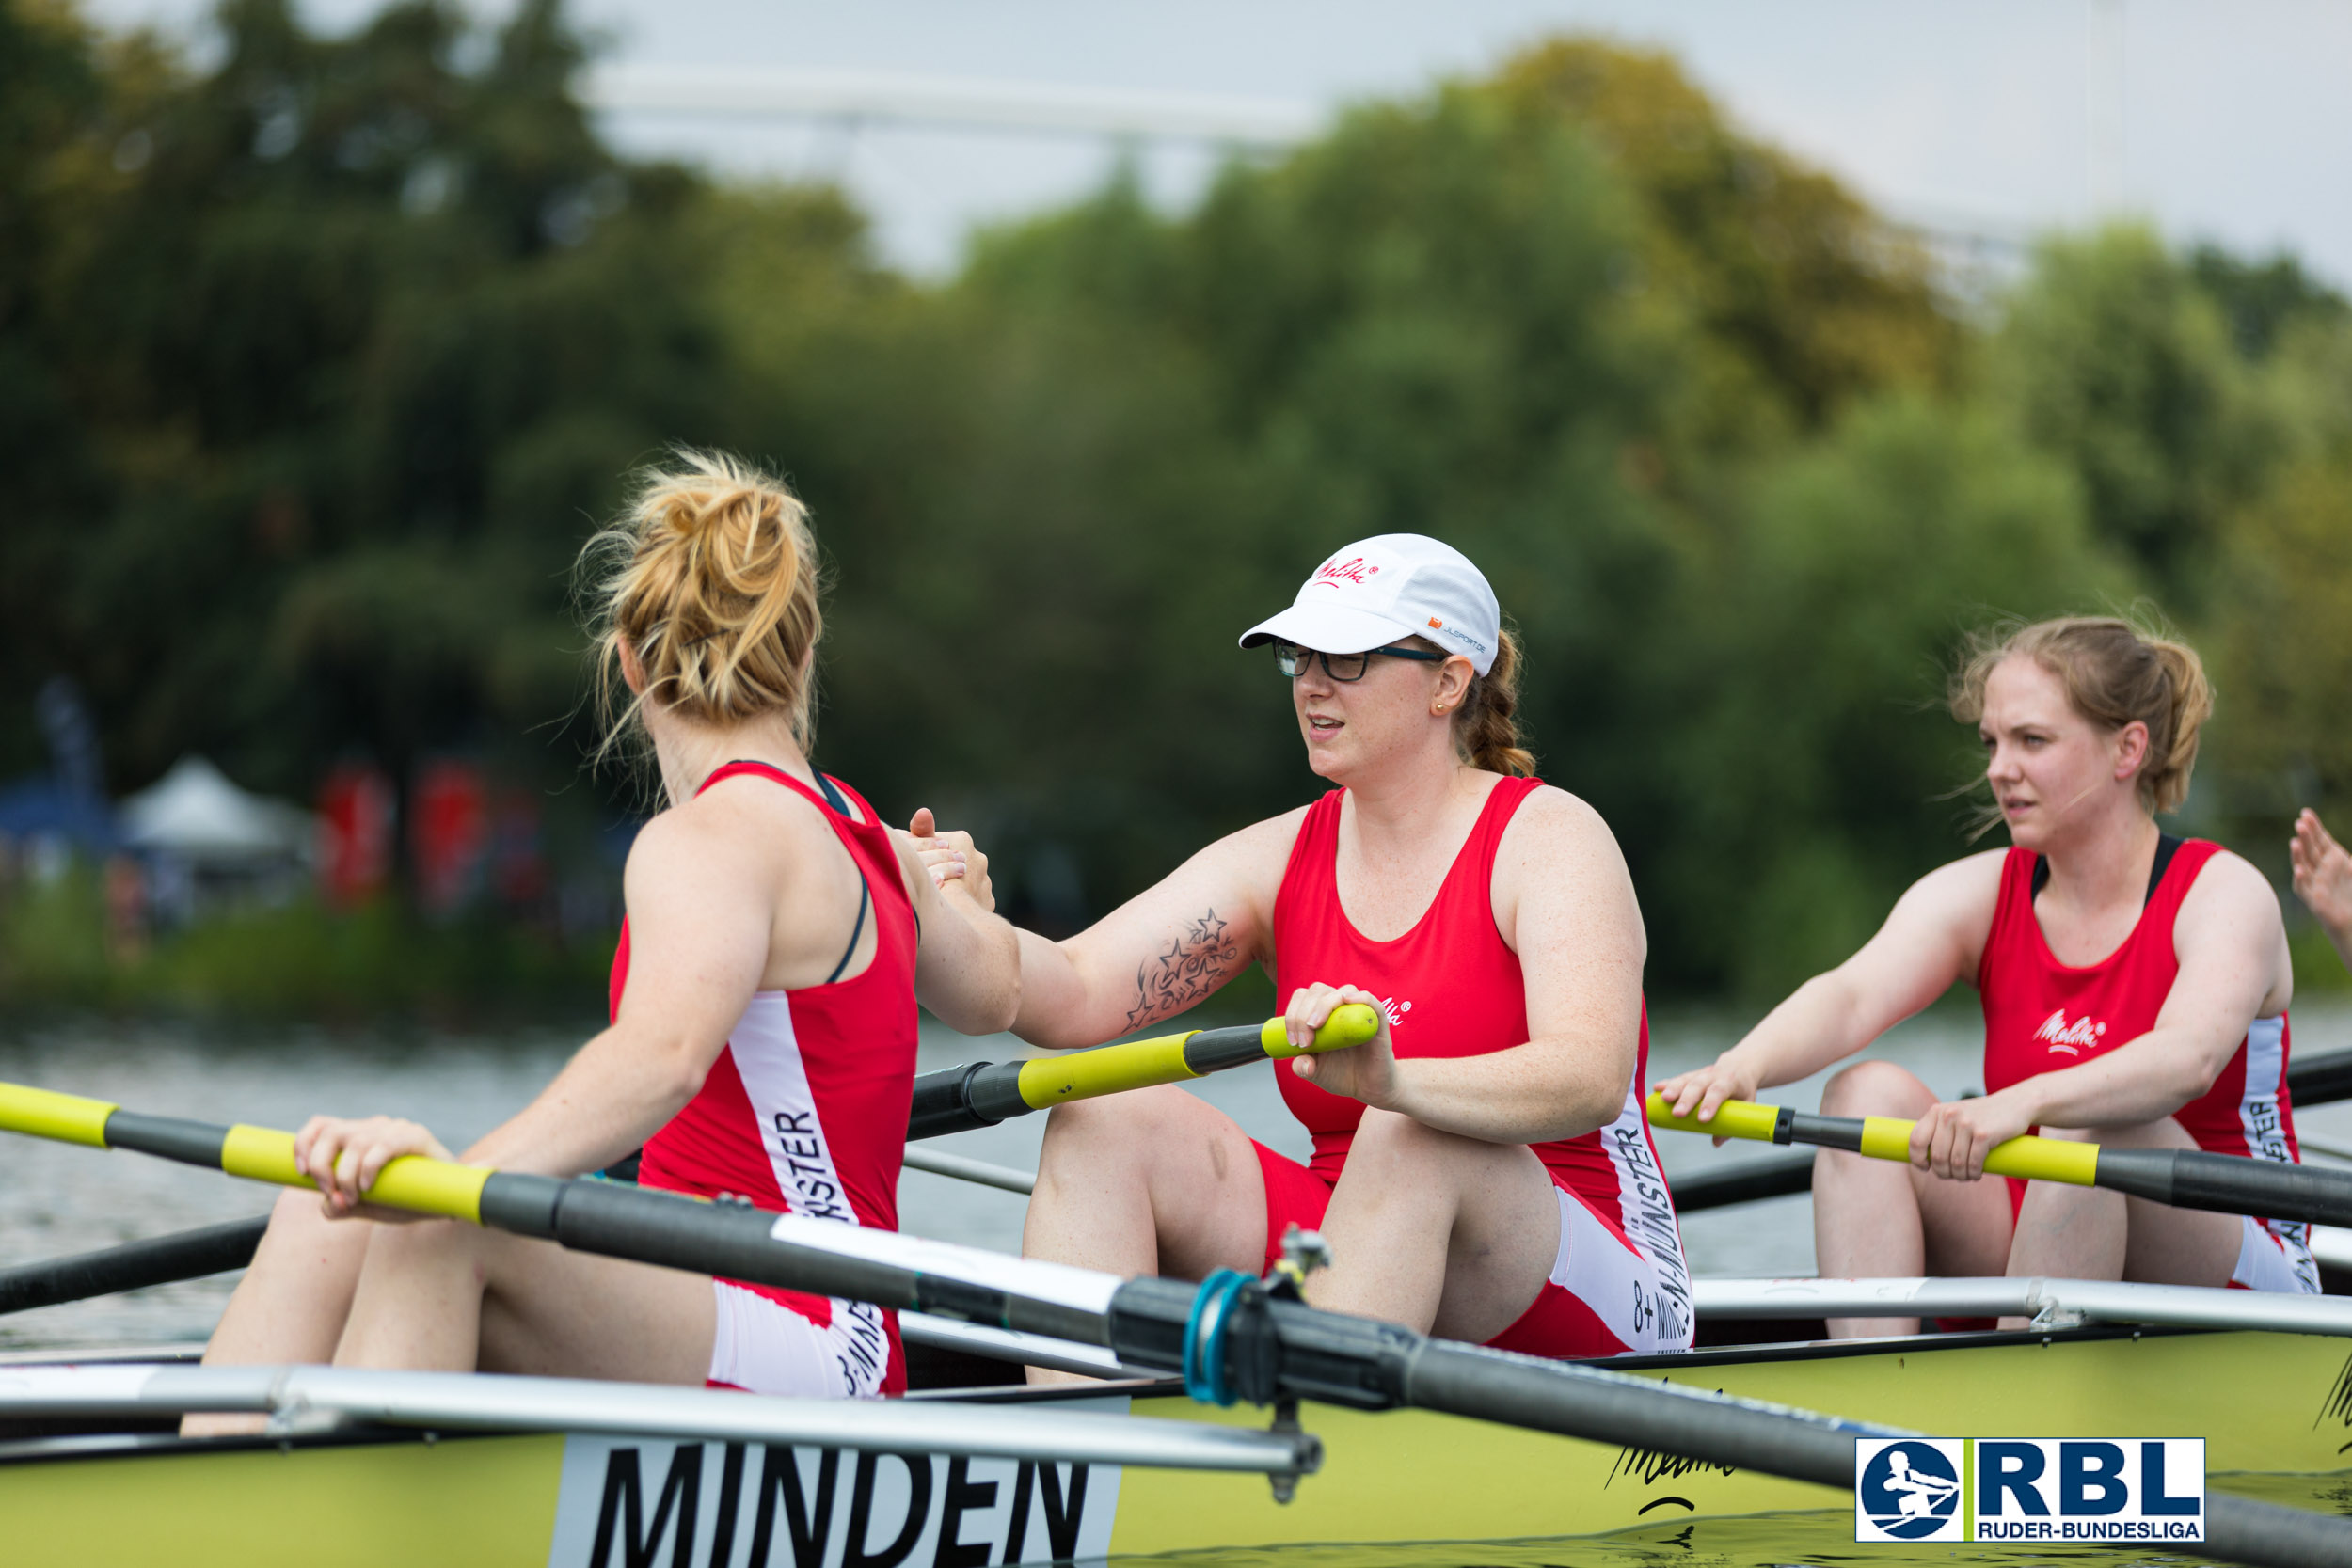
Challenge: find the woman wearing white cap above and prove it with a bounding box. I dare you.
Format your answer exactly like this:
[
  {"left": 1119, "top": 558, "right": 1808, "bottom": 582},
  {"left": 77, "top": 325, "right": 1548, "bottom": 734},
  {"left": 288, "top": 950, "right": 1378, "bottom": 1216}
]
[{"left": 930, "top": 534, "right": 1691, "bottom": 1359}]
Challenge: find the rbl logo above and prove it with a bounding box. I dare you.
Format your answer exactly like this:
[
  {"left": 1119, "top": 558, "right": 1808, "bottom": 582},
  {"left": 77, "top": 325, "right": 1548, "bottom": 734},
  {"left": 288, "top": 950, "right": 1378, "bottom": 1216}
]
[{"left": 1857, "top": 1439, "right": 2203, "bottom": 1544}]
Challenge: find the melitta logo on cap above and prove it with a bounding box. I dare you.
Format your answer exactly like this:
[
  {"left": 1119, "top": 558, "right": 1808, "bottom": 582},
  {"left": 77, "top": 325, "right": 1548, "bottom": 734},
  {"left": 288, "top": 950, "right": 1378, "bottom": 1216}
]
[{"left": 1311, "top": 556, "right": 1382, "bottom": 589}]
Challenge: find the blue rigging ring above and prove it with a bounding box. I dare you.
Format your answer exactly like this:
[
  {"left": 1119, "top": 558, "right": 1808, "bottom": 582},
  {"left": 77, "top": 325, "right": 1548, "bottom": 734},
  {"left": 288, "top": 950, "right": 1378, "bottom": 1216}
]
[{"left": 1182, "top": 1268, "right": 1252, "bottom": 1405}]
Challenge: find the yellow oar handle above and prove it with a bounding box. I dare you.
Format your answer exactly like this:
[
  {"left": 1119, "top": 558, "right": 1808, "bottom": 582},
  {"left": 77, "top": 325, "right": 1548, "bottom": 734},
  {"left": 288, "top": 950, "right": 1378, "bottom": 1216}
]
[
  {"left": 1979, "top": 1132, "right": 2099, "bottom": 1185},
  {"left": 0, "top": 1084, "right": 117, "bottom": 1147},
  {"left": 1260, "top": 1002, "right": 1381, "bottom": 1059},
  {"left": 0, "top": 1078, "right": 493, "bottom": 1225},
  {"left": 1645, "top": 1092, "right": 1784, "bottom": 1143},
  {"left": 219, "top": 1126, "right": 492, "bottom": 1222},
  {"left": 1018, "top": 1037, "right": 1195, "bottom": 1104},
  {"left": 1839, "top": 1113, "right": 2100, "bottom": 1184},
  {"left": 1645, "top": 1093, "right": 2104, "bottom": 1187},
  {"left": 1013, "top": 1004, "right": 1381, "bottom": 1109}
]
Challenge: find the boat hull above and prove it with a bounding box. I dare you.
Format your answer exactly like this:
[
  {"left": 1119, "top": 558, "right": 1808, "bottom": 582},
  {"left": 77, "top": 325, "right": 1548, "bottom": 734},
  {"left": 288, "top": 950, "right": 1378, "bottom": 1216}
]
[{"left": 3, "top": 1326, "right": 2347, "bottom": 1565}]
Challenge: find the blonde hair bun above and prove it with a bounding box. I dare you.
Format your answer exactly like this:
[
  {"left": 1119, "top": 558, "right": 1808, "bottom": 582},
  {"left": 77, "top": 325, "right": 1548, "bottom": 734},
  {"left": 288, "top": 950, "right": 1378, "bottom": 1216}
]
[{"left": 585, "top": 449, "right": 824, "bottom": 757}]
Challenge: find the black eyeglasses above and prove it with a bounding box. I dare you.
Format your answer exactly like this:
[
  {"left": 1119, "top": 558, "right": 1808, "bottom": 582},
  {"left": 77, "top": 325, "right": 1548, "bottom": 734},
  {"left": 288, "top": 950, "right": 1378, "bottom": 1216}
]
[{"left": 1272, "top": 641, "right": 1448, "bottom": 683}]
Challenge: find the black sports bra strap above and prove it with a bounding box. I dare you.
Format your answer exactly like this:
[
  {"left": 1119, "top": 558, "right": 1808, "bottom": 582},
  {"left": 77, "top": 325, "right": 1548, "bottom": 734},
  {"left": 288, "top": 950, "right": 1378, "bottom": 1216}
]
[
  {"left": 814, "top": 770, "right": 852, "bottom": 818},
  {"left": 2029, "top": 832, "right": 2185, "bottom": 910},
  {"left": 718, "top": 762, "right": 872, "bottom": 983},
  {"left": 721, "top": 759, "right": 852, "bottom": 820},
  {"left": 2147, "top": 832, "right": 2183, "bottom": 904},
  {"left": 825, "top": 872, "right": 870, "bottom": 985}
]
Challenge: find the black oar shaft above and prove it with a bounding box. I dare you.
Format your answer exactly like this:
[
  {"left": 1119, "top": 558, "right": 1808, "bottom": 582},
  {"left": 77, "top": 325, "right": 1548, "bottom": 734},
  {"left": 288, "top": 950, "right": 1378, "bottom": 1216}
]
[
  {"left": 478, "top": 1174, "right": 1115, "bottom": 1346},
  {"left": 104, "top": 1110, "right": 244, "bottom": 1169},
  {"left": 2287, "top": 1046, "right": 2352, "bottom": 1107},
  {"left": 1181, "top": 1022, "right": 1294, "bottom": 1074},
  {"left": 1403, "top": 1337, "right": 1857, "bottom": 1487},
  {"left": 907, "top": 1062, "right": 1030, "bottom": 1141},
  {"left": 0, "top": 1216, "right": 268, "bottom": 1316},
  {"left": 1670, "top": 1152, "right": 1814, "bottom": 1212},
  {"left": 2093, "top": 1148, "right": 2352, "bottom": 1228}
]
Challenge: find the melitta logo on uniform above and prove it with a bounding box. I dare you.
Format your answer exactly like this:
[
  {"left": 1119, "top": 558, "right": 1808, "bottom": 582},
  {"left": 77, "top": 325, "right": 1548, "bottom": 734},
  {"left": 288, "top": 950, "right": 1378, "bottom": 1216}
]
[
  {"left": 550, "top": 1431, "right": 1118, "bottom": 1568},
  {"left": 1855, "top": 1438, "right": 2203, "bottom": 1544},
  {"left": 2033, "top": 1009, "right": 2108, "bottom": 1055}
]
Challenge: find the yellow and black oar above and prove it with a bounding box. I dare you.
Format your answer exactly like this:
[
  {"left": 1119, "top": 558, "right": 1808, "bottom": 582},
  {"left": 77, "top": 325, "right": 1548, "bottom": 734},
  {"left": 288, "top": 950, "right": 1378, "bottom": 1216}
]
[
  {"left": 1646, "top": 1092, "right": 2352, "bottom": 1230},
  {"left": 3, "top": 1081, "right": 2345, "bottom": 1564},
  {"left": 0, "top": 1073, "right": 1925, "bottom": 1503},
  {"left": 908, "top": 1005, "right": 1378, "bottom": 1140}
]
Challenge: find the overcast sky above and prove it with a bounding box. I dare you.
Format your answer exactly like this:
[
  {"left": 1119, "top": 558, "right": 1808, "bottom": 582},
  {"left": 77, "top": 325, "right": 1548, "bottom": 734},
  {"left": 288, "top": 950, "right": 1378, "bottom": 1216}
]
[{"left": 82, "top": 0, "right": 2352, "bottom": 285}]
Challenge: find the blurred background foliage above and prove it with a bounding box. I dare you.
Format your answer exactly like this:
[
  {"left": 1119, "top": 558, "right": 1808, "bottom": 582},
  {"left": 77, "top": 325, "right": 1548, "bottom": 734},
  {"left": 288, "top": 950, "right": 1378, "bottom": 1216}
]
[{"left": 4, "top": 0, "right": 2349, "bottom": 1009}]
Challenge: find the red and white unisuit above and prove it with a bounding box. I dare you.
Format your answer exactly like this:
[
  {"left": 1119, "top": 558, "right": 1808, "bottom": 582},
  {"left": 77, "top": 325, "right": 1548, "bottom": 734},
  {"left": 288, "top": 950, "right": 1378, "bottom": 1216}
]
[
  {"left": 1260, "top": 778, "right": 1693, "bottom": 1357},
  {"left": 610, "top": 761, "right": 918, "bottom": 1396},
  {"left": 1979, "top": 836, "right": 2316, "bottom": 1293}
]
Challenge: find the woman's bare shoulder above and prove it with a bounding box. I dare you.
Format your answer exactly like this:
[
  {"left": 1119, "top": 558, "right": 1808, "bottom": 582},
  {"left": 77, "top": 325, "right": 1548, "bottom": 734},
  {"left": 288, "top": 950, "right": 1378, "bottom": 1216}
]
[
  {"left": 628, "top": 772, "right": 833, "bottom": 884},
  {"left": 1495, "top": 782, "right": 1623, "bottom": 865}
]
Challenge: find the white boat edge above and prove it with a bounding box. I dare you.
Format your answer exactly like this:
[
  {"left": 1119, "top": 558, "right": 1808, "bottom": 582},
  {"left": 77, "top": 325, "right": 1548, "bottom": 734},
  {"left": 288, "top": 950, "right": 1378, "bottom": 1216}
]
[
  {"left": 0, "top": 1363, "right": 1315, "bottom": 1474},
  {"left": 1692, "top": 1270, "right": 2352, "bottom": 1334}
]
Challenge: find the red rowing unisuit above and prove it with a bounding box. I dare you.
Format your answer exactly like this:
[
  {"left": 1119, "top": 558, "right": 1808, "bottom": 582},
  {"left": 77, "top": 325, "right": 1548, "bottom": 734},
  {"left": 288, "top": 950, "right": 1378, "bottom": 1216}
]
[
  {"left": 1978, "top": 837, "right": 2316, "bottom": 1293},
  {"left": 1261, "top": 778, "right": 1692, "bottom": 1356},
  {"left": 611, "top": 760, "right": 919, "bottom": 1394}
]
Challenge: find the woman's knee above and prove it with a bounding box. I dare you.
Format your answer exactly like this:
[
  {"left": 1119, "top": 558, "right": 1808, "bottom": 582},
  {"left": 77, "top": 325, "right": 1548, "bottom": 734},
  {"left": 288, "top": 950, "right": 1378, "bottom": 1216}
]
[
  {"left": 1819, "top": 1058, "right": 1937, "bottom": 1117},
  {"left": 1040, "top": 1085, "right": 1216, "bottom": 1166},
  {"left": 1343, "top": 1108, "right": 1505, "bottom": 1181},
  {"left": 358, "top": 1215, "right": 488, "bottom": 1278},
  {"left": 253, "top": 1187, "right": 371, "bottom": 1266}
]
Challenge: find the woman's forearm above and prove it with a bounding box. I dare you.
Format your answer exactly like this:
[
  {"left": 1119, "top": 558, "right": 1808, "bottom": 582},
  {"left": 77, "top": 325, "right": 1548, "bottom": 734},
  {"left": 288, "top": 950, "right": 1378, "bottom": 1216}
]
[
  {"left": 1009, "top": 929, "right": 1114, "bottom": 1048},
  {"left": 1723, "top": 970, "right": 1879, "bottom": 1088},
  {"left": 1383, "top": 1041, "right": 1630, "bottom": 1146},
  {"left": 916, "top": 882, "right": 1022, "bottom": 1035},
  {"left": 2012, "top": 1029, "right": 2230, "bottom": 1130}
]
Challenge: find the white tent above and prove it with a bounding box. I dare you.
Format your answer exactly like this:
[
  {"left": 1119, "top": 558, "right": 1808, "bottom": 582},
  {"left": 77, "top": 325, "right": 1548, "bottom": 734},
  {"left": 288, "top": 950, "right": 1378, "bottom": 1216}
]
[{"left": 120, "top": 756, "right": 316, "bottom": 864}]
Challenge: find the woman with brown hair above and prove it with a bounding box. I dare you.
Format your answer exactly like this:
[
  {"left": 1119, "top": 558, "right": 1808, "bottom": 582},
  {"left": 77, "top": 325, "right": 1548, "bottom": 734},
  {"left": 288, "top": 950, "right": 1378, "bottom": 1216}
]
[
  {"left": 187, "top": 451, "right": 1018, "bottom": 1424},
  {"left": 1658, "top": 617, "right": 2314, "bottom": 1336},
  {"left": 930, "top": 535, "right": 1691, "bottom": 1361}
]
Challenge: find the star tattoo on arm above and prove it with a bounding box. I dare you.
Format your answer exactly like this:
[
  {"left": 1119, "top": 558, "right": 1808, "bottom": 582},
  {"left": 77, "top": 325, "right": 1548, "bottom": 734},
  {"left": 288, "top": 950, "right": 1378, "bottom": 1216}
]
[{"left": 1122, "top": 909, "right": 1245, "bottom": 1032}]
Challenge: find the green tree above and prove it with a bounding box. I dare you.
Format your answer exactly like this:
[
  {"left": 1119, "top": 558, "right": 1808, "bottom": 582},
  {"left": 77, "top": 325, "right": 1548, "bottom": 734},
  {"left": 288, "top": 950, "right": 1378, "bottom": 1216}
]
[
  {"left": 1990, "top": 226, "right": 2271, "bottom": 610},
  {"left": 1658, "top": 397, "right": 2131, "bottom": 994},
  {"left": 1488, "top": 40, "right": 1961, "bottom": 452},
  {"left": 2, "top": 0, "right": 727, "bottom": 818}
]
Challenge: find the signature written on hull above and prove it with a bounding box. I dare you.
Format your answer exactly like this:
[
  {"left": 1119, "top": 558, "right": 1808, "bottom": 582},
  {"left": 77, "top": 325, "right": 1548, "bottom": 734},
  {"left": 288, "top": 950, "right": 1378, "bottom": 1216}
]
[
  {"left": 547, "top": 1433, "right": 1120, "bottom": 1568},
  {"left": 1604, "top": 1442, "right": 1736, "bottom": 1491}
]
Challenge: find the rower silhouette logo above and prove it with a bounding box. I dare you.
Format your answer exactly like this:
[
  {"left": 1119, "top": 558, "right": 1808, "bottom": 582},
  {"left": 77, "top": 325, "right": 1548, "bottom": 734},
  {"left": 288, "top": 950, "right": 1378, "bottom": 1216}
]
[{"left": 1855, "top": 1440, "right": 1963, "bottom": 1542}]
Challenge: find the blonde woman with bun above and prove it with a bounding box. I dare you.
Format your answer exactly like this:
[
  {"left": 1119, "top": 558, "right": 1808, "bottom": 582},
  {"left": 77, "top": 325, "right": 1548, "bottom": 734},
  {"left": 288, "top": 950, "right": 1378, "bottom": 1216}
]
[
  {"left": 187, "top": 452, "right": 1017, "bottom": 1427},
  {"left": 1658, "top": 617, "right": 2315, "bottom": 1335}
]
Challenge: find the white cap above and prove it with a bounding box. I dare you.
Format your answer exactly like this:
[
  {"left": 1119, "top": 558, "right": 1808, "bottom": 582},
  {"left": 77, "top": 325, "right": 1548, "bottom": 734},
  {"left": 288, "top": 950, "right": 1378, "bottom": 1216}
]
[{"left": 1238, "top": 534, "right": 1502, "bottom": 674}]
